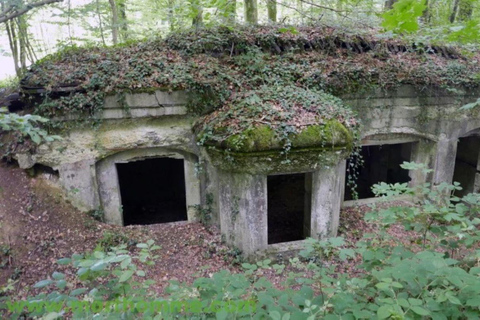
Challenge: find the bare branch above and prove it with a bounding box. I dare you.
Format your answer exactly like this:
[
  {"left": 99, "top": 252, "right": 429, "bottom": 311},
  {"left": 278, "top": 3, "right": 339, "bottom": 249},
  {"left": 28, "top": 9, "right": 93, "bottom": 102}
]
[{"left": 0, "top": 0, "right": 63, "bottom": 24}]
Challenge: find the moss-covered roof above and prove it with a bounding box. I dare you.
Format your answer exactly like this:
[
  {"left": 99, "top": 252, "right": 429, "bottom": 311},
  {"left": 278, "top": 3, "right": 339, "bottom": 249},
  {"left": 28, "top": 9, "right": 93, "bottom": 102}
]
[
  {"left": 20, "top": 25, "right": 480, "bottom": 155},
  {"left": 22, "top": 25, "right": 480, "bottom": 95}
]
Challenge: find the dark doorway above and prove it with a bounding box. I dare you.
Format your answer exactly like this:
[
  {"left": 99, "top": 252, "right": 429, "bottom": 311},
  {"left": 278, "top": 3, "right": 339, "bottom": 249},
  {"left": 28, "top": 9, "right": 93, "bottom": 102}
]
[
  {"left": 453, "top": 136, "right": 480, "bottom": 197},
  {"left": 345, "top": 143, "right": 413, "bottom": 200},
  {"left": 116, "top": 158, "right": 187, "bottom": 225},
  {"left": 268, "top": 173, "right": 310, "bottom": 244}
]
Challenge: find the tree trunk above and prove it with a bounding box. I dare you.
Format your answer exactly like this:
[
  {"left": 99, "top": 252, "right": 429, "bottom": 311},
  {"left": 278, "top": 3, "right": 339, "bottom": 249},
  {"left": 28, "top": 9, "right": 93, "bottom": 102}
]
[
  {"left": 168, "top": 0, "right": 175, "bottom": 32},
  {"left": 244, "top": 0, "right": 257, "bottom": 24},
  {"left": 96, "top": 0, "right": 107, "bottom": 46},
  {"left": 422, "top": 0, "right": 430, "bottom": 23},
  {"left": 108, "top": 0, "right": 119, "bottom": 44},
  {"left": 117, "top": 0, "right": 128, "bottom": 41},
  {"left": 450, "top": 0, "right": 460, "bottom": 23},
  {"left": 5, "top": 20, "right": 20, "bottom": 77},
  {"left": 190, "top": 0, "right": 203, "bottom": 27},
  {"left": 267, "top": 0, "right": 276, "bottom": 23}
]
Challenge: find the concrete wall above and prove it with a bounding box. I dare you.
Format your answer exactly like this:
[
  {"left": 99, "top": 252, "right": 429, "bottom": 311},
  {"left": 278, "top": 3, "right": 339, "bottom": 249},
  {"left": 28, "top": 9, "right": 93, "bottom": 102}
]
[
  {"left": 342, "top": 85, "right": 480, "bottom": 199},
  {"left": 16, "top": 86, "right": 480, "bottom": 256}
]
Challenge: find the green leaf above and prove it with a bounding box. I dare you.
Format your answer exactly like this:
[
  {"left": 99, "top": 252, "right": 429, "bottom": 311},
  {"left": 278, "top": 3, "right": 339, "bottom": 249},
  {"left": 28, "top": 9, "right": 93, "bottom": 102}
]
[
  {"left": 56, "top": 279, "right": 67, "bottom": 289},
  {"left": 57, "top": 258, "right": 71, "bottom": 265},
  {"left": 119, "top": 270, "right": 134, "bottom": 282},
  {"left": 411, "top": 306, "right": 430, "bottom": 316},
  {"left": 52, "top": 272, "right": 65, "bottom": 280},
  {"left": 269, "top": 311, "right": 281, "bottom": 320},
  {"left": 70, "top": 288, "right": 87, "bottom": 296},
  {"left": 136, "top": 270, "right": 146, "bottom": 277},
  {"left": 90, "top": 261, "right": 107, "bottom": 271},
  {"left": 34, "top": 279, "right": 54, "bottom": 288},
  {"left": 43, "top": 312, "right": 62, "bottom": 320},
  {"left": 377, "top": 305, "right": 392, "bottom": 319},
  {"left": 216, "top": 310, "right": 228, "bottom": 320},
  {"left": 77, "top": 267, "right": 89, "bottom": 276}
]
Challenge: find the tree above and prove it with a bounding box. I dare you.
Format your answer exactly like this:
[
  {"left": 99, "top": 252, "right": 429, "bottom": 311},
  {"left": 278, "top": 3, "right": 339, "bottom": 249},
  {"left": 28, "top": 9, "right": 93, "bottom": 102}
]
[
  {"left": 267, "top": 0, "right": 276, "bottom": 22},
  {"left": 0, "top": 0, "right": 62, "bottom": 23},
  {"left": 244, "top": 0, "right": 257, "bottom": 24},
  {"left": 108, "top": 0, "right": 128, "bottom": 44}
]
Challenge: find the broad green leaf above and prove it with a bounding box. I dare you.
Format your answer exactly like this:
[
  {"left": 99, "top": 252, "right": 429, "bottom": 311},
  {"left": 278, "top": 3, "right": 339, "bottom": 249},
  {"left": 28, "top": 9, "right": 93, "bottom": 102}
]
[
  {"left": 411, "top": 306, "right": 430, "bottom": 316},
  {"left": 119, "top": 270, "right": 134, "bottom": 282},
  {"left": 34, "top": 279, "right": 54, "bottom": 288}
]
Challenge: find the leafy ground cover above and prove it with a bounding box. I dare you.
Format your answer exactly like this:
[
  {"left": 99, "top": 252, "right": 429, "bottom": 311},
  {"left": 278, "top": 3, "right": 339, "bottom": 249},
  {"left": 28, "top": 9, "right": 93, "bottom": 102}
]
[{"left": 2, "top": 161, "right": 479, "bottom": 319}]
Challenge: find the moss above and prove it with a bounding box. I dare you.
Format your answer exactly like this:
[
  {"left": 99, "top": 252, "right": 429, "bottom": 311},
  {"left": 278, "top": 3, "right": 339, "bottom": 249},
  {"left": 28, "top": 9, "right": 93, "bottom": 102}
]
[
  {"left": 290, "top": 120, "right": 353, "bottom": 149},
  {"left": 223, "top": 125, "right": 281, "bottom": 152},
  {"left": 215, "top": 120, "right": 353, "bottom": 153},
  {"left": 206, "top": 144, "right": 352, "bottom": 174}
]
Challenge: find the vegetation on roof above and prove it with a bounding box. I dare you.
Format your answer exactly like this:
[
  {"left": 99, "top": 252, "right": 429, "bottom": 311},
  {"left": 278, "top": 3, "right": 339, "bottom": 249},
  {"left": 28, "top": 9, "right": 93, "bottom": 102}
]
[{"left": 20, "top": 25, "right": 480, "bottom": 154}]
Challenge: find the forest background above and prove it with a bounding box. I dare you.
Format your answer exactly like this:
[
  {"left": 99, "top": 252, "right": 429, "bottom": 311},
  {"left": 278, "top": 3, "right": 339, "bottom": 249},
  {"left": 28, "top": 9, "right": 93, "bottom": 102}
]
[{"left": 0, "top": 0, "right": 479, "bottom": 81}]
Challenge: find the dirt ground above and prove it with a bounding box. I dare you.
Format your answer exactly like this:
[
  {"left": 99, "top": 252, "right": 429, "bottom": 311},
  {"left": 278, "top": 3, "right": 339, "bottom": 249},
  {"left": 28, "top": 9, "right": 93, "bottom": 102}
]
[{"left": 0, "top": 161, "right": 414, "bottom": 301}]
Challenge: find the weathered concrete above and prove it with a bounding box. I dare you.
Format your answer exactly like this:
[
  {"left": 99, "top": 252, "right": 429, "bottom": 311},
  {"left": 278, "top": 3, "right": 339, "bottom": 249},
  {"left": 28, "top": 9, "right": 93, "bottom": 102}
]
[
  {"left": 96, "top": 148, "right": 201, "bottom": 225},
  {"left": 311, "top": 161, "right": 345, "bottom": 239},
  {"left": 16, "top": 86, "right": 480, "bottom": 257},
  {"left": 57, "top": 159, "right": 100, "bottom": 212},
  {"left": 218, "top": 171, "right": 267, "bottom": 255}
]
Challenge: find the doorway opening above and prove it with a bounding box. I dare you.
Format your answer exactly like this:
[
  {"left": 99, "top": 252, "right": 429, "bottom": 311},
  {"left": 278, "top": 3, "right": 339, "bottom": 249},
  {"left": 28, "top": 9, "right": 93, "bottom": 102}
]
[
  {"left": 453, "top": 136, "right": 480, "bottom": 197},
  {"left": 267, "top": 173, "right": 310, "bottom": 244},
  {"left": 345, "top": 143, "right": 413, "bottom": 200},
  {"left": 116, "top": 158, "right": 187, "bottom": 225}
]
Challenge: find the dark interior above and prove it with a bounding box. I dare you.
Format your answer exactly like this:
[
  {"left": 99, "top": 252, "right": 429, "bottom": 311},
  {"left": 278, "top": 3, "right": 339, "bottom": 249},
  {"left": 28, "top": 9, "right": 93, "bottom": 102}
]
[
  {"left": 345, "top": 143, "right": 413, "bottom": 200},
  {"left": 117, "top": 158, "right": 187, "bottom": 225},
  {"left": 453, "top": 136, "right": 480, "bottom": 197},
  {"left": 267, "top": 173, "right": 309, "bottom": 244}
]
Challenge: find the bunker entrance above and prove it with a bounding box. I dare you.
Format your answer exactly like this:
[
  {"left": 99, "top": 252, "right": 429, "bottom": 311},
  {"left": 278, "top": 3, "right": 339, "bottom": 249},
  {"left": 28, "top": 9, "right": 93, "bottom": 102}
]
[
  {"left": 267, "top": 173, "right": 310, "bottom": 244},
  {"left": 116, "top": 158, "right": 187, "bottom": 226},
  {"left": 453, "top": 136, "right": 480, "bottom": 197},
  {"left": 345, "top": 143, "right": 413, "bottom": 200}
]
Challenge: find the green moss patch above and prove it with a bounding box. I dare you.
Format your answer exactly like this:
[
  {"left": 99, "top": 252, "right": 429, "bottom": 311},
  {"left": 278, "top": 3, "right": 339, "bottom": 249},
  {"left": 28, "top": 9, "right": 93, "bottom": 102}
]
[{"left": 196, "top": 85, "right": 357, "bottom": 160}]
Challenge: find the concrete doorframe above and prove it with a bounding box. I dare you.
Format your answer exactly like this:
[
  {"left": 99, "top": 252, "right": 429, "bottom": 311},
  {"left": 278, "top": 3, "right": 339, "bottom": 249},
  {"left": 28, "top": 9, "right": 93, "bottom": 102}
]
[{"left": 96, "top": 148, "right": 201, "bottom": 225}]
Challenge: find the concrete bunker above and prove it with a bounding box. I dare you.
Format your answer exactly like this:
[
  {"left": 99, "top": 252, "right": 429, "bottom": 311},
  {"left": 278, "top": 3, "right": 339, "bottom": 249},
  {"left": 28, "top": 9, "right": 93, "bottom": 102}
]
[
  {"left": 97, "top": 148, "right": 201, "bottom": 226},
  {"left": 267, "top": 173, "right": 311, "bottom": 244},
  {"left": 453, "top": 134, "right": 480, "bottom": 196},
  {"left": 13, "top": 26, "right": 480, "bottom": 258},
  {"left": 345, "top": 142, "right": 414, "bottom": 200},
  {"left": 117, "top": 157, "right": 188, "bottom": 225}
]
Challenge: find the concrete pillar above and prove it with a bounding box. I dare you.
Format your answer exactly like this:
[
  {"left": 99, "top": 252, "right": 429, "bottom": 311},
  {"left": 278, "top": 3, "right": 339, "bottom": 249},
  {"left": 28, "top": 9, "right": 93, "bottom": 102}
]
[
  {"left": 311, "top": 161, "right": 345, "bottom": 239},
  {"left": 96, "top": 159, "right": 123, "bottom": 225},
  {"left": 183, "top": 154, "right": 201, "bottom": 221},
  {"left": 218, "top": 171, "right": 267, "bottom": 255},
  {"left": 409, "top": 139, "right": 437, "bottom": 186},
  {"left": 303, "top": 173, "right": 313, "bottom": 238},
  {"left": 432, "top": 136, "right": 458, "bottom": 186},
  {"left": 58, "top": 159, "right": 100, "bottom": 212}
]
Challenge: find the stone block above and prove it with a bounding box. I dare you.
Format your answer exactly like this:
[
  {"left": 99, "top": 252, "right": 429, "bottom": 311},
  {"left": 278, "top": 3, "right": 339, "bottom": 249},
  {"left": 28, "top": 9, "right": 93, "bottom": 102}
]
[
  {"left": 155, "top": 90, "right": 188, "bottom": 105},
  {"left": 125, "top": 93, "right": 159, "bottom": 107},
  {"left": 104, "top": 95, "right": 120, "bottom": 109}
]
